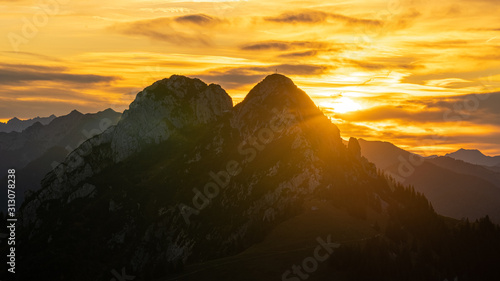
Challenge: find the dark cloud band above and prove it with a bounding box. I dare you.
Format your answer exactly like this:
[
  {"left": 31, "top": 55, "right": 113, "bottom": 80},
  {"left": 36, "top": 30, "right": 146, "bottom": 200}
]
[{"left": 0, "top": 64, "right": 119, "bottom": 84}]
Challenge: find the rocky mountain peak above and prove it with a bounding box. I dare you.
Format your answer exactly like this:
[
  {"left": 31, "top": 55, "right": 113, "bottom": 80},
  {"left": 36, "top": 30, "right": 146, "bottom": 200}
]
[
  {"left": 449, "top": 148, "right": 483, "bottom": 156},
  {"left": 237, "top": 74, "right": 316, "bottom": 111},
  {"left": 446, "top": 148, "right": 500, "bottom": 167},
  {"left": 231, "top": 74, "right": 327, "bottom": 134},
  {"left": 348, "top": 137, "right": 361, "bottom": 158},
  {"left": 112, "top": 75, "right": 232, "bottom": 161},
  {"left": 6, "top": 117, "right": 20, "bottom": 124},
  {"left": 100, "top": 108, "right": 117, "bottom": 114},
  {"left": 69, "top": 109, "right": 82, "bottom": 115},
  {"left": 134, "top": 75, "right": 208, "bottom": 103}
]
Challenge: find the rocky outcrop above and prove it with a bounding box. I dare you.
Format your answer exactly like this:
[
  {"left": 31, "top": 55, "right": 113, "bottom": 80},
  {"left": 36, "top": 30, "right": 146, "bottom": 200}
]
[
  {"left": 111, "top": 75, "right": 232, "bottom": 162},
  {"left": 20, "top": 76, "right": 232, "bottom": 228},
  {"left": 348, "top": 137, "right": 361, "bottom": 159}
]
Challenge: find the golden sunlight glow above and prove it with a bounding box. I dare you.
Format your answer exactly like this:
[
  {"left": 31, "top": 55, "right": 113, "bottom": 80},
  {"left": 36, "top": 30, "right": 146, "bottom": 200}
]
[
  {"left": 1, "top": 0, "right": 499, "bottom": 155},
  {"left": 321, "top": 97, "right": 363, "bottom": 114}
]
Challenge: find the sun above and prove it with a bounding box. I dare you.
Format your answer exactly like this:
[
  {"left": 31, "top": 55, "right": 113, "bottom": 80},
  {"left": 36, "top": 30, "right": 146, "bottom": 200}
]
[
  {"left": 320, "top": 96, "right": 362, "bottom": 114},
  {"left": 335, "top": 97, "right": 362, "bottom": 113}
]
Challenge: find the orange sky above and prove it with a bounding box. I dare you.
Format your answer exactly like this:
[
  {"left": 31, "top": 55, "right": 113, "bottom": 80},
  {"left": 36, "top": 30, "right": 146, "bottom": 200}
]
[{"left": 1, "top": 0, "right": 499, "bottom": 155}]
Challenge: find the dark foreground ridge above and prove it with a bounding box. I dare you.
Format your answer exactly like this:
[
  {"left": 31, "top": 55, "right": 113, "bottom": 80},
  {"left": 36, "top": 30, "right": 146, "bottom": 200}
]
[{"left": 7, "top": 74, "right": 500, "bottom": 281}]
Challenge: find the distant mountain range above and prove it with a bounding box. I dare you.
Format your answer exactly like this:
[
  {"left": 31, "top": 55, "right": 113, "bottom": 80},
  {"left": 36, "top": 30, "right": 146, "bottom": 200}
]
[
  {"left": 0, "top": 114, "right": 56, "bottom": 133},
  {"left": 445, "top": 148, "right": 500, "bottom": 167},
  {"left": 0, "top": 108, "right": 121, "bottom": 211},
  {"left": 355, "top": 139, "right": 500, "bottom": 222},
  {"left": 3, "top": 75, "right": 499, "bottom": 281}
]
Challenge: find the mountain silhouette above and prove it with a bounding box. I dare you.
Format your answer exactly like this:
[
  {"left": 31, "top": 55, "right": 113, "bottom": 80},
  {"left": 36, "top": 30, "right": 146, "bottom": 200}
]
[
  {"left": 0, "top": 108, "right": 121, "bottom": 212},
  {"left": 446, "top": 148, "right": 500, "bottom": 167},
  {"left": 356, "top": 138, "right": 500, "bottom": 222},
  {"left": 11, "top": 75, "right": 500, "bottom": 281},
  {"left": 0, "top": 114, "right": 56, "bottom": 133}
]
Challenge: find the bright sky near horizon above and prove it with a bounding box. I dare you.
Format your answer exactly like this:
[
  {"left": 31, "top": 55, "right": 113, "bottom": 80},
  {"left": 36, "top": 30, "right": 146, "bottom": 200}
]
[{"left": 1, "top": 0, "right": 499, "bottom": 155}]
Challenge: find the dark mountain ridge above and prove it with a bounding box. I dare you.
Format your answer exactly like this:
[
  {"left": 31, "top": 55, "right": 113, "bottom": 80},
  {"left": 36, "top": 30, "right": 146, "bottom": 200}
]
[
  {"left": 0, "top": 114, "right": 56, "bottom": 133},
  {"left": 446, "top": 148, "right": 500, "bottom": 167},
  {"left": 356, "top": 138, "right": 500, "bottom": 222},
  {"left": 11, "top": 75, "right": 500, "bottom": 281}
]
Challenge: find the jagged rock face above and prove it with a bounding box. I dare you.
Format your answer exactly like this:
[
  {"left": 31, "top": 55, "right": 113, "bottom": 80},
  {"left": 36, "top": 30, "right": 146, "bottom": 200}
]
[
  {"left": 18, "top": 75, "right": 374, "bottom": 281},
  {"left": 126, "top": 75, "right": 354, "bottom": 275},
  {"left": 348, "top": 137, "right": 361, "bottom": 159},
  {"left": 232, "top": 74, "right": 335, "bottom": 134},
  {"left": 20, "top": 75, "right": 232, "bottom": 227},
  {"left": 111, "top": 75, "right": 232, "bottom": 162},
  {"left": 231, "top": 75, "right": 344, "bottom": 162}
]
